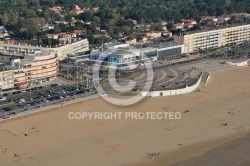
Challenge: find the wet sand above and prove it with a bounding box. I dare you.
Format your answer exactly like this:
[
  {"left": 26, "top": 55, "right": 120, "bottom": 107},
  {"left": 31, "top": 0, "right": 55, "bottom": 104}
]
[
  {"left": 0, "top": 66, "right": 250, "bottom": 166},
  {"left": 174, "top": 134, "right": 250, "bottom": 166}
]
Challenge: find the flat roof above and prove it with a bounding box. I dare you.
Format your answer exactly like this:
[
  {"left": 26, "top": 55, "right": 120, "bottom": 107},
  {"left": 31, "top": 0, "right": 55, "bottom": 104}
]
[
  {"left": 31, "top": 50, "right": 55, "bottom": 56},
  {"left": 20, "top": 60, "right": 33, "bottom": 65},
  {"left": 134, "top": 41, "right": 182, "bottom": 49},
  {"left": 111, "top": 50, "right": 136, "bottom": 55},
  {"left": 0, "top": 43, "right": 48, "bottom": 50},
  {"left": 0, "top": 65, "right": 15, "bottom": 72},
  {"left": 179, "top": 23, "right": 250, "bottom": 35}
]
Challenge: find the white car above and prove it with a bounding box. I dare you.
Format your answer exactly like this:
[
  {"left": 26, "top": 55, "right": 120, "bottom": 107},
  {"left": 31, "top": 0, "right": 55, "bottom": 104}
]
[
  {"left": 19, "top": 99, "right": 26, "bottom": 103},
  {"left": 43, "top": 99, "right": 49, "bottom": 103},
  {"left": 0, "top": 96, "right": 6, "bottom": 101}
]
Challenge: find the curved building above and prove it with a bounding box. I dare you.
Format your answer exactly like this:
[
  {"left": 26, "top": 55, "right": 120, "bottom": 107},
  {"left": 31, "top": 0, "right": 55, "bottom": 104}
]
[{"left": 12, "top": 50, "right": 58, "bottom": 87}]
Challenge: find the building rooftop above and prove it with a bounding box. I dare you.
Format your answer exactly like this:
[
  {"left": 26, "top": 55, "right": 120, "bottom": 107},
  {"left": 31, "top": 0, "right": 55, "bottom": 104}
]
[
  {"left": 134, "top": 41, "right": 182, "bottom": 49},
  {"left": 0, "top": 65, "right": 15, "bottom": 72},
  {"left": 20, "top": 60, "right": 33, "bottom": 65},
  {"left": 178, "top": 23, "right": 250, "bottom": 35},
  {"left": 0, "top": 42, "right": 48, "bottom": 50}
]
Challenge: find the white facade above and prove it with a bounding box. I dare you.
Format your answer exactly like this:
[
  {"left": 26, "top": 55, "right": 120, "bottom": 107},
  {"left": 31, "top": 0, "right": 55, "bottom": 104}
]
[
  {"left": 146, "top": 31, "right": 162, "bottom": 38},
  {"left": 0, "top": 70, "right": 15, "bottom": 90},
  {"left": 51, "top": 39, "right": 89, "bottom": 59},
  {"left": 0, "top": 39, "right": 89, "bottom": 60},
  {"left": 174, "top": 24, "right": 250, "bottom": 53}
]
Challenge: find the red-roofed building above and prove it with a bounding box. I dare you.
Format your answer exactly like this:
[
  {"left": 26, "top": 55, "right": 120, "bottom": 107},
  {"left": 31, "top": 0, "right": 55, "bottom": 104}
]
[
  {"left": 141, "top": 35, "right": 154, "bottom": 41},
  {"left": 72, "top": 30, "right": 85, "bottom": 37},
  {"left": 184, "top": 23, "right": 194, "bottom": 28},
  {"left": 183, "top": 19, "right": 197, "bottom": 25},
  {"left": 49, "top": 6, "right": 62, "bottom": 13},
  {"left": 58, "top": 33, "right": 72, "bottom": 44},
  {"left": 174, "top": 23, "right": 184, "bottom": 30},
  {"left": 47, "top": 34, "right": 59, "bottom": 39},
  {"left": 70, "top": 9, "right": 84, "bottom": 15},
  {"left": 209, "top": 16, "right": 218, "bottom": 22},
  {"left": 3, "top": 39, "right": 17, "bottom": 44}
]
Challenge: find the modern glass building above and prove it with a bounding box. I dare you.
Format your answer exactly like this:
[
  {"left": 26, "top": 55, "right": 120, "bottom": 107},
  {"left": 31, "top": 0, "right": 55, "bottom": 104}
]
[{"left": 90, "top": 42, "right": 184, "bottom": 68}]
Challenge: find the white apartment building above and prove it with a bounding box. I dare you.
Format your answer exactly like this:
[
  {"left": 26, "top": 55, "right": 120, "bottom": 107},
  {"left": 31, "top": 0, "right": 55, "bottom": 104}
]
[
  {"left": 46, "top": 39, "right": 89, "bottom": 60},
  {"left": 0, "top": 69, "right": 15, "bottom": 90},
  {"left": 174, "top": 24, "right": 250, "bottom": 53},
  {"left": 0, "top": 39, "right": 89, "bottom": 60}
]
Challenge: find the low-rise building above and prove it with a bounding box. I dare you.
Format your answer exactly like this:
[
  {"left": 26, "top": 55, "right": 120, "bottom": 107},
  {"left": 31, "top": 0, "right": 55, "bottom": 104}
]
[
  {"left": 47, "top": 34, "right": 59, "bottom": 39},
  {"left": 174, "top": 23, "right": 184, "bottom": 30},
  {"left": 125, "top": 38, "right": 137, "bottom": 45},
  {"left": 146, "top": 31, "right": 162, "bottom": 38},
  {"left": 50, "top": 6, "right": 62, "bottom": 13},
  {"left": 70, "top": 9, "right": 84, "bottom": 15},
  {"left": 183, "top": 19, "right": 197, "bottom": 25},
  {"left": 90, "top": 41, "right": 184, "bottom": 67},
  {"left": 184, "top": 23, "right": 194, "bottom": 28}
]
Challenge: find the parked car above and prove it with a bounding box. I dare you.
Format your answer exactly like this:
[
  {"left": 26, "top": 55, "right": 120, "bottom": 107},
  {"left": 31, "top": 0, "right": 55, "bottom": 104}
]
[
  {"left": 0, "top": 96, "right": 7, "bottom": 101},
  {"left": 19, "top": 99, "right": 26, "bottom": 103},
  {"left": 3, "top": 107, "right": 11, "bottom": 111}
]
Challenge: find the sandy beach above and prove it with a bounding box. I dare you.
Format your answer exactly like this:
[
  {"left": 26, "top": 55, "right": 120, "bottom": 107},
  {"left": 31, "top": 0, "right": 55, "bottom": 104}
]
[{"left": 0, "top": 66, "right": 250, "bottom": 166}]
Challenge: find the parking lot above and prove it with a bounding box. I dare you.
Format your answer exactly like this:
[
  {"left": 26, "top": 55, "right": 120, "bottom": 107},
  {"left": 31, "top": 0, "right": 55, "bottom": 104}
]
[{"left": 0, "top": 83, "right": 96, "bottom": 119}]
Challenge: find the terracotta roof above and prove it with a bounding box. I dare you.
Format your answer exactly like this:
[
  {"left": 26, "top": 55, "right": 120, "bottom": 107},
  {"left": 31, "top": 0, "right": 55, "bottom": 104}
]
[
  {"left": 70, "top": 9, "right": 84, "bottom": 14},
  {"left": 47, "top": 34, "right": 58, "bottom": 37},
  {"left": 73, "top": 30, "right": 83, "bottom": 34},
  {"left": 50, "top": 6, "right": 61, "bottom": 10},
  {"left": 3, "top": 40, "right": 17, "bottom": 44},
  {"left": 142, "top": 35, "right": 154, "bottom": 40},
  {"left": 183, "top": 19, "right": 196, "bottom": 23},
  {"left": 174, "top": 23, "right": 183, "bottom": 27}
]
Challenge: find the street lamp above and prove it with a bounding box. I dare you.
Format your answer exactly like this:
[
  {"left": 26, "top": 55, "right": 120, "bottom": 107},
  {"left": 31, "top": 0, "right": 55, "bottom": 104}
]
[{"left": 29, "top": 88, "right": 32, "bottom": 101}]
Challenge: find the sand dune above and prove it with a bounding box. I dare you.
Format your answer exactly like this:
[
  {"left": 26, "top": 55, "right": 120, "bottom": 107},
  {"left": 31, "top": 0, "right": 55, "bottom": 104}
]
[{"left": 0, "top": 66, "right": 250, "bottom": 166}]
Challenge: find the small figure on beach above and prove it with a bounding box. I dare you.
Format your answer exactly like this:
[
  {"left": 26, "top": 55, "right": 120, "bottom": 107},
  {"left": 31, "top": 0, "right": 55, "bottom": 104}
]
[{"left": 221, "top": 123, "right": 228, "bottom": 126}]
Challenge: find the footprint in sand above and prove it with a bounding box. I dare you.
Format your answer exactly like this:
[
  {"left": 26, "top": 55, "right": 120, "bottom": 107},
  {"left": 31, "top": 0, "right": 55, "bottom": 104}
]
[{"left": 106, "top": 144, "right": 120, "bottom": 155}]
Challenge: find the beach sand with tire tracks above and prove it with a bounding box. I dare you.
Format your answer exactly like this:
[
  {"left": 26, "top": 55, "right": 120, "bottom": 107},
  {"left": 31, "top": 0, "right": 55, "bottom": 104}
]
[{"left": 0, "top": 66, "right": 250, "bottom": 166}]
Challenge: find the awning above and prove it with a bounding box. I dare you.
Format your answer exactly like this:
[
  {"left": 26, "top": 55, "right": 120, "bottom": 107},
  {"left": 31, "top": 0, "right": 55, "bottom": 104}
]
[{"left": 15, "top": 81, "right": 27, "bottom": 86}]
